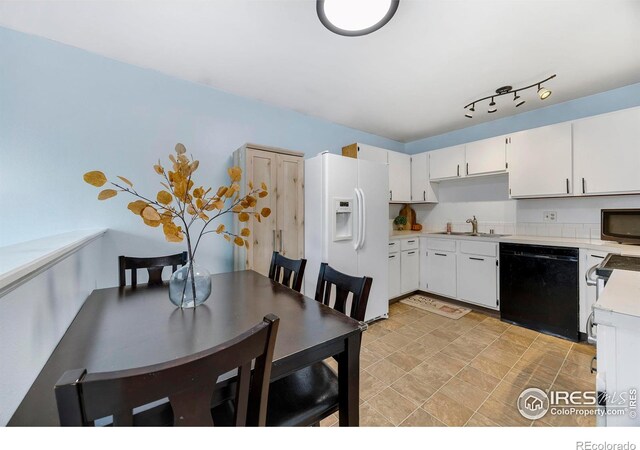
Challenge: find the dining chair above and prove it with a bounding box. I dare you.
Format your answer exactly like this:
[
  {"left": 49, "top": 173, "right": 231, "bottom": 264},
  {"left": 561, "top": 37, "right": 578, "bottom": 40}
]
[
  {"left": 265, "top": 263, "right": 373, "bottom": 426},
  {"left": 268, "top": 251, "right": 307, "bottom": 292},
  {"left": 55, "top": 314, "right": 280, "bottom": 427},
  {"left": 118, "top": 251, "right": 187, "bottom": 287}
]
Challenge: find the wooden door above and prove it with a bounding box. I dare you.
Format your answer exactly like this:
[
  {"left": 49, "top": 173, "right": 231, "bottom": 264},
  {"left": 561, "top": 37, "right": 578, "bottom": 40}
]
[
  {"left": 246, "top": 149, "right": 278, "bottom": 276},
  {"left": 275, "top": 153, "right": 304, "bottom": 260}
]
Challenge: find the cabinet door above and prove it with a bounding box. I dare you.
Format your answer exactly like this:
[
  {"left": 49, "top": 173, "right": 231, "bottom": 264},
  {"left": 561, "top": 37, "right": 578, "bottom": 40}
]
[
  {"left": 410, "top": 152, "right": 437, "bottom": 202},
  {"left": 357, "top": 143, "right": 388, "bottom": 164},
  {"left": 507, "top": 123, "right": 572, "bottom": 198},
  {"left": 388, "top": 253, "right": 401, "bottom": 299},
  {"left": 573, "top": 107, "right": 640, "bottom": 195},
  {"left": 401, "top": 249, "right": 419, "bottom": 294},
  {"left": 457, "top": 255, "right": 498, "bottom": 310},
  {"left": 388, "top": 151, "right": 411, "bottom": 202},
  {"left": 246, "top": 149, "right": 278, "bottom": 276},
  {"left": 276, "top": 153, "right": 304, "bottom": 260},
  {"left": 465, "top": 136, "right": 507, "bottom": 176},
  {"left": 425, "top": 250, "right": 456, "bottom": 298},
  {"left": 429, "top": 145, "right": 465, "bottom": 180}
]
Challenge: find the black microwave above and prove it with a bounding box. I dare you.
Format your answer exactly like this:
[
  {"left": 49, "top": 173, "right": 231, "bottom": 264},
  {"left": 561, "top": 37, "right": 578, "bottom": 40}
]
[{"left": 601, "top": 209, "right": 640, "bottom": 245}]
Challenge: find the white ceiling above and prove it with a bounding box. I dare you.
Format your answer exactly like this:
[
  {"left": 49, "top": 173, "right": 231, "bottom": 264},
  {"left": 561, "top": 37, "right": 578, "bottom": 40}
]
[{"left": 1, "top": 0, "right": 639, "bottom": 142}]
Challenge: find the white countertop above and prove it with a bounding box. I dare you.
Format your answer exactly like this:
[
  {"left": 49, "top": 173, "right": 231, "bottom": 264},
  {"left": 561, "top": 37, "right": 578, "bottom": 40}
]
[
  {"left": 0, "top": 229, "right": 107, "bottom": 295},
  {"left": 389, "top": 231, "right": 640, "bottom": 255},
  {"left": 594, "top": 269, "right": 640, "bottom": 319}
]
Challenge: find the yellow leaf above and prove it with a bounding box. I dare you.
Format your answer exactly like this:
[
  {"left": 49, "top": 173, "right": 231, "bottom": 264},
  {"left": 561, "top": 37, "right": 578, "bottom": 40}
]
[
  {"left": 193, "top": 187, "right": 204, "bottom": 198},
  {"left": 198, "top": 212, "right": 209, "bottom": 221},
  {"left": 163, "top": 222, "right": 183, "bottom": 243},
  {"left": 83, "top": 171, "right": 107, "bottom": 187},
  {"left": 248, "top": 181, "right": 254, "bottom": 190},
  {"left": 258, "top": 191, "right": 268, "bottom": 198},
  {"left": 228, "top": 166, "right": 242, "bottom": 182},
  {"left": 160, "top": 211, "right": 173, "bottom": 225},
  {"left": 214, "top": 200, "right": 225, "bottom": 210},
  {"left": 169, "top": 154, "right": 177, "bottom": 164},
  {"left": 244, "top": 239, "right": 250, "bottom": 249},
  {"left": 224, "top": 234, "right": 231, "bottom": 242},
  {"left": 246, "top": 195, "right": 257, "bottom": 207},
  {"left": 154, "top": 160, "right": 164, "bottom": 175},
  {"left": 232, "top": 204, "right": 243, "bottom": 213},
  {"left": 98, "top": 189, "right": 117, "bottom": 200},
  {"left": 175, "top": 143, "right": 187, "bottom": 154},
  {"left": 127, "top": 200, "right": 147, "bottom": 215},
  {"left": 187, "top": 205, "right": 197, "bottom": 215},
  {"left": 216, "top": 224, "right": 225, "bottom": 234},
  {"left": 261, "top": 207, "right": 271, "bottom": 218},
  {"left": 142, "top": 206, "right": 161, "bottom": 221},
  {"left": 189, "top": 160, "right": 199, "bottom": 173},
  {"left": 196, "top": 198, "right": 204, "bottom": 209},
  {"left": 157, "top": 190, "right": 173, "bottom": 205},
  {"left": 254, "top": 213, "right": 261, "bottom": 223},
  {"left": 241, "top": 228, "right": 250, "bottom": 237},
  {"left": 143, "top": 217, "right": 161, "bottom": 227},
  {"left": 261, "top": 182, "right": 267, "bottom": 191},
  {"left": 117, "top": 176, "right": 133, "bottom": 187},
  {"left": 216, "top": 186, "right": 228, "bottom": 197},
  {"left": 234, "top": 236, "right": 245, "bottom": 246},
  {"left": 238, "top": 212, "right": 250, "bottom": 222}
]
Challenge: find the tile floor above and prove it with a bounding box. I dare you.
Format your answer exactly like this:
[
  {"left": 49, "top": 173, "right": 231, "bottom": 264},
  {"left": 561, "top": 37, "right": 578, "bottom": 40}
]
[{"left": 321, "top": 301, "right": 597, "bottom": 427}]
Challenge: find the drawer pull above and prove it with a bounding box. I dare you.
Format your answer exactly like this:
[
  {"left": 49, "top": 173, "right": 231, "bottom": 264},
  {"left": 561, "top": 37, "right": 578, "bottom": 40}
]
[
  {"left": 434, "top": 253, "right": 447, "bottom": 257},
  {"left": 408, "top": 251, "right": 416, "bottom": 255},
  {"left": 389, "top": 255, "right": 396, "bottom": 259},
  {"left": 469, "top": 257, "right": 485, "bottom": 261},
  {"left": 407, "top": 240, "right": 415, "bottom": 244}
]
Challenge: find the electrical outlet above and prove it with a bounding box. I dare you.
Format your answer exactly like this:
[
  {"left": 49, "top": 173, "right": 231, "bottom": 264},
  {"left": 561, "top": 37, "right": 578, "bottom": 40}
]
[{"left": 543, "top": 211, "right": 557, "bottom": 223}]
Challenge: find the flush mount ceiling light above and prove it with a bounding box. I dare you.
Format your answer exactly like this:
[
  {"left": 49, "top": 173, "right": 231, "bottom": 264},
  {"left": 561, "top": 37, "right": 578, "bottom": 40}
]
[
  {"left": 317, "top": 0, "right": 399, "bottom": 36},
  {"left": 464, "top": 74, "right": 556, "bottom": 118}
]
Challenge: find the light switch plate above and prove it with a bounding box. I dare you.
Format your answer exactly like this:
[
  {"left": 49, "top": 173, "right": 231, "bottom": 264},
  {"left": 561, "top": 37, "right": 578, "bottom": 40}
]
[{"left": 543, "top": 211, "right": 557, "bottom": 223}]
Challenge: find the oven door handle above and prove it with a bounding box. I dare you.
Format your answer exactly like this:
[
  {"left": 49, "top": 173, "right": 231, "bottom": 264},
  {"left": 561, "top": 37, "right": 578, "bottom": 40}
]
[
  {"left": 587, "top": 311, "right": 597, "bottom": 345},
  {"left": 586, "top": 264, "right": 600, "bottom": 287}
]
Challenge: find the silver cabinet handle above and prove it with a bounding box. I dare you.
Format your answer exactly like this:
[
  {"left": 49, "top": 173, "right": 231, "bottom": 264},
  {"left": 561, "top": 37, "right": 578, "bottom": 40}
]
[
  {"left": 279, "top": 230, "right": 283, "bottom": 253},
  {"left": 590, "top": 356, "right": 597, "bottom": 374}
]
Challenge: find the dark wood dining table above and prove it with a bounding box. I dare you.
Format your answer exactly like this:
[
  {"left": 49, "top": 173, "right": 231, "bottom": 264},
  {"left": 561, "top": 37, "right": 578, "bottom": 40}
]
[{"left": 8, "top": 270, "right": 365, "bottom": 426}]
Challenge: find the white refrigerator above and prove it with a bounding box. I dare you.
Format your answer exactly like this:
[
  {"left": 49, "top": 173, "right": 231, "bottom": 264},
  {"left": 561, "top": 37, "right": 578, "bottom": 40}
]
[{"left": 304, "top": 152, "right": 389, "bottom": 322}]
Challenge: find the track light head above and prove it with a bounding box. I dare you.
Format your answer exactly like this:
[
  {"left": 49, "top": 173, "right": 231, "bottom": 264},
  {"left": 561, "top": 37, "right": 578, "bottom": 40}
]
[
  {"left": 537, "top": 84, "right": 551, "bottom": 100},
  {"left": 464, "top": 104, "right": 475, "bottom": 118},
  {"left": 514, "top": 92, "right": 525, "bottom": 107},
  {"left": 488, "top": 98, "right": 497, "bottom": 113}
]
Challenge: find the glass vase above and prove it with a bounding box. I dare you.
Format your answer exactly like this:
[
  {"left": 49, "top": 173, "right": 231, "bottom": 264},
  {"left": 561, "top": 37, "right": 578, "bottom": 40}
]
[{"left": 169, "top": 261, "right": 212, "bottom": 308}]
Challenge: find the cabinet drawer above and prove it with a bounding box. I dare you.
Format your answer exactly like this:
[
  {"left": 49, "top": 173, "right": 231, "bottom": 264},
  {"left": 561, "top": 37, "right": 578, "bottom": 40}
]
[
  {"left": 400, "top": 238, "right": 419, "bottom": 251},
  {"left": 425, "top": 238, "right": 456, "bottom": 252},
  {"left": 388, "top": 240, "right": 400, "bottom": 253},
  {"left": 459, "top": 240, "right": 498, "bottom": 257}
]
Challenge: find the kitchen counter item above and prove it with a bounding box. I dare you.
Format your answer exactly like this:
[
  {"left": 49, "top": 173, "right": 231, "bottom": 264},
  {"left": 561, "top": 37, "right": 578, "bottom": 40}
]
[
  {"left": 500, "top": 243, "right": 580, "bottom": 341},
  {"left": 595, "top": 254, "right": 640, "bottom": 278},
  {"left": 398, "top": 204, "right": 416, "bottom": 229}
]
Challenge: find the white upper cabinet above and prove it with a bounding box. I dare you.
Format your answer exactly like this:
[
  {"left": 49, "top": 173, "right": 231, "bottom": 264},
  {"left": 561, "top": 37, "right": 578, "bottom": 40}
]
[
  {"left": 410, "top": 152, "right": 437, "bottom": 203},
  {"left": 507, "top": 123, "right": 572, "bottom": 198},
  {"left": 464, "top": 136, "right": 507, "bottom": 176},
  {"left": 388, "top": 151, "right": 411, "bottom": 202},
  {"left": 573, "top": 107, "right": 640, "bottom": 196},
  {"left": 355, "top": 143, "right": 388, "bottom": 164},
  {"left": 429, "top": 144, "right": 466, "bottom": 180}
]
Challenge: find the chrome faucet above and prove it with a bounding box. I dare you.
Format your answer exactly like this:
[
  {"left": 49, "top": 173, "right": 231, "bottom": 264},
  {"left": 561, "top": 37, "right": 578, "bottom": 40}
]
[{"left": 466, "top": 215, "right": 478, "bottom": 235}]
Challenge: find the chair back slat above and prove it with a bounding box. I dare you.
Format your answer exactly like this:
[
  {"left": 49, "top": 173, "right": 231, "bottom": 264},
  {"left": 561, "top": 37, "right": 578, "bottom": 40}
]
[
  {"left": 268, "top": 252, "right": 307, "bottom": 292},
  {"left": 314, "top": 263, "right": 373, "bottom": 322},
  {"left": 55, "top": 314, "right": 280, "bottom": 427},
  {"left": 119, "top": 252, "right": 188, "bottom": 287}
]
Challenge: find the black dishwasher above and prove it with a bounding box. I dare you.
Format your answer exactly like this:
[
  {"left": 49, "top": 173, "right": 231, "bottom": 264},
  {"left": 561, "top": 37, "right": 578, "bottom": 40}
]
[{"left": 500, "top": 243, "right": 579, "bottom": 341}]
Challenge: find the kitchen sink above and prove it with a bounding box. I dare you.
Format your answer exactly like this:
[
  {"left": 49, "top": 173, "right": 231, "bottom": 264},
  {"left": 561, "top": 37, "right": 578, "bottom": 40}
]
[{"left": 431, "top": 231, "right": 509, "bottom": 238}]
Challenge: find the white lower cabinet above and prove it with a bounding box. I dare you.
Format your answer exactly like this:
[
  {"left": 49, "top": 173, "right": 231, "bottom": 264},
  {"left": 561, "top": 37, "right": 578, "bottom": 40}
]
[
  {"left": 388, "top": 252, "right": 401, "bottom": 299},
  {"left": 457, "top": 254, "right": 498, "bottom": 309},
  {"left": 401, "top": 249, "right": 420, "bottom": 294},
  {"left": 425, "top": 250, "right": 457, "bottom": 298},
  {"left": 421, "top": 237, "right": 499, "bottom": 310}
]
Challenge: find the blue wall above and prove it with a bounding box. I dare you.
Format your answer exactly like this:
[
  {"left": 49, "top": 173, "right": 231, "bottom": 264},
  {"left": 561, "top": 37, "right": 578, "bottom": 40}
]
[
  {"left": 404, "top": 82, "right": 640, "bottom": 154},
  {"left": 0, "top": 26, "right": 403, "bottom": 281}
]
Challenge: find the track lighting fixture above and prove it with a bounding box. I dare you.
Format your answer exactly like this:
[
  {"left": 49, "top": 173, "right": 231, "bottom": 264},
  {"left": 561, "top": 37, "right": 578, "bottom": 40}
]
[{"left": 463, "top": 74, "right": 556, "bottom": 118}]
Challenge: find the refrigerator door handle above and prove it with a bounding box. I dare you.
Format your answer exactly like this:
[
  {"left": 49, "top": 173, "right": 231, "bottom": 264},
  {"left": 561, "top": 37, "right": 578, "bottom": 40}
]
[
  {"left": 358, "top": 188, "right": 366, "bottom": 250},
  {"left": 353, "top": 188, "right": 362, "bottom": 250}
]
